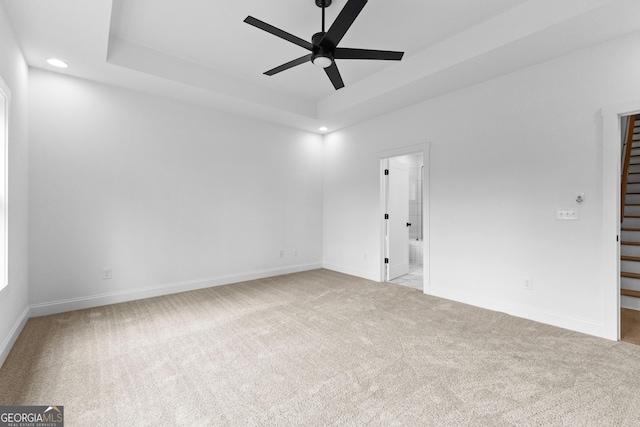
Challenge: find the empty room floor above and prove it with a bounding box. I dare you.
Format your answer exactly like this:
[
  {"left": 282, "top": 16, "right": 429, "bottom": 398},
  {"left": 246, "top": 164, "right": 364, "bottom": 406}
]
[{"left": 2, "top": 269, "right": 640, "bottom": 425}]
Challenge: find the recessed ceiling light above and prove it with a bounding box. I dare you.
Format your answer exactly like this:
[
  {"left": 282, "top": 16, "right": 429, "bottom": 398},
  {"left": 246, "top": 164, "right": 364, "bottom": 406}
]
[
  {"left": 319, "top": 126, "right": 329, "bottom": 132},
  {"left": 46, "top": 58, "right": 68, "bottom": 68}
]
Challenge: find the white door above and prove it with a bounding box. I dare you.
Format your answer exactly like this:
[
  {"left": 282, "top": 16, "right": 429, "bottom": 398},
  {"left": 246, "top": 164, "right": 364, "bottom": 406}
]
[{"left": 387, "top": 158, "right": 409, "bottom": 280}]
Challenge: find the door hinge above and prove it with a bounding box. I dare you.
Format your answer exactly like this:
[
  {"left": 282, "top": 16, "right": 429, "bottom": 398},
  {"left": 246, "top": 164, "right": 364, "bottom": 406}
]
[
  {"left": 384, "top": 214, "right": 389, "bottom": 220},
  {"left": 384, "top": 169, "right": 389, "bottom": 175},
  {"left": 384, "top": 258, "right": 389, "bottom": 264}
]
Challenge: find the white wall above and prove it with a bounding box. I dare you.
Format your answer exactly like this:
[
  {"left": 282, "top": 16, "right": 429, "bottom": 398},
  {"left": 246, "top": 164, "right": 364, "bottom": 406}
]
[
  {"left": 28, "top": 69, "right": 323, "bottom": 313},
  {"left": 323, "top": 30, "right": 640, "bottom": 339},
  {"left": 0, "top": 3, "right": 30, "bottom": 365}
]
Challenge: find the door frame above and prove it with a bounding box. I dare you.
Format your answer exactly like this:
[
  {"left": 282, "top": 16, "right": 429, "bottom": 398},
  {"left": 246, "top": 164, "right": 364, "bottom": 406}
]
[
  {"left": 602, "top": 101, "right": 640, "bottom": 340},
  {"left": 378, "top": 143, "right": 431, "bottom": 293}
]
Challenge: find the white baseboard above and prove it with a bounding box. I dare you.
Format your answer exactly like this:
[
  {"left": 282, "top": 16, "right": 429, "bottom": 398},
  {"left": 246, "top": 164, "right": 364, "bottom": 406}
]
[
  {"left": 0, "top": 306, "right": 30, "bottom": 368},
  {"left": 30, "top": 262, "right": 322, "bottom": 318},
  {"left": 322, "top": 262, "right": 381, "bottom": 282},
  {"left": 428, "top": 286, "right": 608, "bottom": 340}
]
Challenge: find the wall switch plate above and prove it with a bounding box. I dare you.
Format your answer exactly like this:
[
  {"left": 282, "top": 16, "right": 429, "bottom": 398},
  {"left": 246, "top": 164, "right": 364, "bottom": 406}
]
[
  {"left": 523, "top": 277, "right": 533, "bottom": 291},
  {"left": 102, "top": 268, "right": 112, "bottom": 280},
  {"left": 557, "top": 209, "right": 579, "bottom": 220},
  {"left": 279, "top": 250, "right": 284, "bottom": 258}
]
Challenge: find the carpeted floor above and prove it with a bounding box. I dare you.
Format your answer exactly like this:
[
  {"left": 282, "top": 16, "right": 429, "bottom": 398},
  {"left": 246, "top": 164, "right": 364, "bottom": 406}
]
[{"left": 2, "top": 269, "right": 640, "bottom": 426}]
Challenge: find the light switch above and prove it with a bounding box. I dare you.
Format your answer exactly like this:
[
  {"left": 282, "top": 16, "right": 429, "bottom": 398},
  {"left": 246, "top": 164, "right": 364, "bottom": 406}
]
[{"left": 557, "top": 209, "right": 579, "bottom": 220}]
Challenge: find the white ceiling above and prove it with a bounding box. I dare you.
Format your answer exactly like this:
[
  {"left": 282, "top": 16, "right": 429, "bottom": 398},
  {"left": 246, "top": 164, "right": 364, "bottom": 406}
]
[{"left": 3, "top": 0, "right": 640, "bottom": 133}]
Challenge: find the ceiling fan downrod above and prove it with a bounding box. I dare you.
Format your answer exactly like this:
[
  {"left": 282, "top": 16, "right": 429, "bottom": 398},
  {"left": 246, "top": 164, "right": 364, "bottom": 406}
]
[{"left": 316, "top": 0, "right": 332, "bottom": 32}]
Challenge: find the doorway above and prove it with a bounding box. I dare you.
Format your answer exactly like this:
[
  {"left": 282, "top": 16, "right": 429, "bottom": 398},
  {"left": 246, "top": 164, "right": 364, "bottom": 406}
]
[
  {"left": 603, "top": 102, "right": 640, "bottom": 341},
  {"left": 380, "top": 148, "right": 428, "bottom": 292},
  {"left": 619, "top": 113, "right": 640, "bottom": 344}
]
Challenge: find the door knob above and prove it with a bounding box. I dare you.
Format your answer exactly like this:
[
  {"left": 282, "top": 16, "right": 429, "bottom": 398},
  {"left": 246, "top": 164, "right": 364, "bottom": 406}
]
[{"left": 406, "top": 223, "right": 411, "bottom": 227}]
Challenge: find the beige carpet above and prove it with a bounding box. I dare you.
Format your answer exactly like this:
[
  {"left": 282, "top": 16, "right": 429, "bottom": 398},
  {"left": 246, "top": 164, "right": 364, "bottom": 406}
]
[{"left": 2, "top": 269, "right": 640, "bottom": 426}]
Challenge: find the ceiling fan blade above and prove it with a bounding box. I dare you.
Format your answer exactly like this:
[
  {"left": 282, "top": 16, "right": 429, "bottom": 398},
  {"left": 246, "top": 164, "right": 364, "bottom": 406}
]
[
  {"left": 324, "top": 62, "right": 345, "bottom": 90},
  {"left": 320, "top": 0, "right": 367, "bottom": 49},
  {"left": 244, "top": 16, "right": 313, "bottom": 51},
  {"left": 265, "top": 54, "right": 312, "bottom": 76},
  {"left": 334, "top": 48, "right": 404, "bottom": 61}
]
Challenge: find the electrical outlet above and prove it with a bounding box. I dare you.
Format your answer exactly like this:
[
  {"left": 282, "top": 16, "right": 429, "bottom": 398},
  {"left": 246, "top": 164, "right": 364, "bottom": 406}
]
[
  {"left": 102, "top": 268, "right": 112, "bottom": 280},
  {"left": 523, "top": 277, "right": 533, "bottom": 291},
  {"left": 293, "top": 248, "right": 298, "bottom": 256},
  {"left": 279, "top": 250, "right": 284, "bottom": 258}
]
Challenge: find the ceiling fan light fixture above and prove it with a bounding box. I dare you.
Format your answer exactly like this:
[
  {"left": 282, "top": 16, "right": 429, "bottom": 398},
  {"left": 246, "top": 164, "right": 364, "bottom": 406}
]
[{"left": 312, "top": 55, "right": 332, "bottom": 68}]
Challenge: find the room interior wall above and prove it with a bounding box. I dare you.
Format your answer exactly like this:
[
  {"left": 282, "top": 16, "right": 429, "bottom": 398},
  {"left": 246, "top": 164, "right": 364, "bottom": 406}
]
[
  {"left": 323, "top": 30, "right": 640, "bottom": 339},
  {"left": 28, "top": 69, "right": 323, "bottom": 314},
  {"left": 0, "top": 3, "right": 30, "bottom": 366}
]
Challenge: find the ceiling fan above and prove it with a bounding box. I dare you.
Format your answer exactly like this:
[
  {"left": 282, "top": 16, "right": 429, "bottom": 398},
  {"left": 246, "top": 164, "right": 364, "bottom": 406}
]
[{"left": 243, "top": 0, "right": 404, "bottom": 90}]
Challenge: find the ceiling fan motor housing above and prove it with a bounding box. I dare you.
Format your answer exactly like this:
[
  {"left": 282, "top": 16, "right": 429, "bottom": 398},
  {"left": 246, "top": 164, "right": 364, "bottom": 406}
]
[
  {"left": 311, "top": 32, "right": 333, "bottom": 67},
  {"left": 315, "top": 0, "right": 332, "bottom": 7}
]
